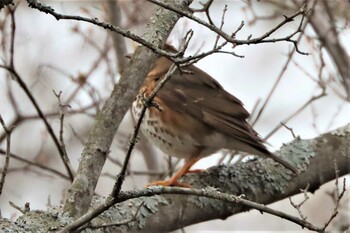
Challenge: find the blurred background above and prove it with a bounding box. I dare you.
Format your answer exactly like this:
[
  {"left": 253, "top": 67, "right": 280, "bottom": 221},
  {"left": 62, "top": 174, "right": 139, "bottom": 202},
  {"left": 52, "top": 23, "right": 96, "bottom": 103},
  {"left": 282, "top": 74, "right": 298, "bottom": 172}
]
[{"left": 0, "top": 0, "right": 349, "bottom": 232}]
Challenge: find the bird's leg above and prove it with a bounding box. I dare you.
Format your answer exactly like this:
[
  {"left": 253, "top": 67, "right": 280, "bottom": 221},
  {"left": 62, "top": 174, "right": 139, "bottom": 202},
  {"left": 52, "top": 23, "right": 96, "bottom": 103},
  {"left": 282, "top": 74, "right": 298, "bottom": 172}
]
[
  {"left": 186, "top": 169, "right": 204, "bottom": 174},
  {"left": 146, "top": 157, "right": 200, "bottom": 188}
]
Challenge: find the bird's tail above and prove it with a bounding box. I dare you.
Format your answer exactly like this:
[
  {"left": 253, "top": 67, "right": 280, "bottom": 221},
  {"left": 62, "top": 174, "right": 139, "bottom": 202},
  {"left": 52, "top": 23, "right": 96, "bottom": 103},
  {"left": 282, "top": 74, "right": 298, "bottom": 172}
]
[
  {"left": 248, "top": 140, "right": 298, "bottom": 174},
  {"left": 266, "top": 152, "right": 298, "bottom": 174}
]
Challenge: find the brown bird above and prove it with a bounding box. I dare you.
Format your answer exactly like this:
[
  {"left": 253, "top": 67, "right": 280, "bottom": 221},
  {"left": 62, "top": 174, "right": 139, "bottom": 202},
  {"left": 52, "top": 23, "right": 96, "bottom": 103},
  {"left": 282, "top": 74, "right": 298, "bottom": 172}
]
[{"left": 132, "top": 45, "right": 297, "bottom": 187}]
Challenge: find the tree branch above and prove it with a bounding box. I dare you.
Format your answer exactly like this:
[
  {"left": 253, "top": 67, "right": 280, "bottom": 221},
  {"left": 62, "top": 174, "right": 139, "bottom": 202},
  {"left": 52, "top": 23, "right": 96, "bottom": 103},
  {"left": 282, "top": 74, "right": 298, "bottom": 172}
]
[
  {"left": 3, "top": 123, "right": 349, "bottom": 232},
  {"left": 107, "top": 0, "right": 128, "bottom": 73}
]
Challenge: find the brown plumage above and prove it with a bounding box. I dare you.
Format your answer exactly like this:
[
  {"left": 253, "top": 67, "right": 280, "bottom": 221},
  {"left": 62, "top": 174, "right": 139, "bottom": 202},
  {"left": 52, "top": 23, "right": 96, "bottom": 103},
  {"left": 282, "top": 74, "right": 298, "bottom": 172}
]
[{"left": 132, "top": 46, "right": 297, "bottom": 187}]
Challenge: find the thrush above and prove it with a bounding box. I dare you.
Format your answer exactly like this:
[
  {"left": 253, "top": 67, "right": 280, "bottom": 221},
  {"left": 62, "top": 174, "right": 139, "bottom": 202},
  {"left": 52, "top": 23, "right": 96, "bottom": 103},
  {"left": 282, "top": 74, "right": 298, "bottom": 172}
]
[{"left": 132, "top": 46, "right": 297, "bottom": 187}]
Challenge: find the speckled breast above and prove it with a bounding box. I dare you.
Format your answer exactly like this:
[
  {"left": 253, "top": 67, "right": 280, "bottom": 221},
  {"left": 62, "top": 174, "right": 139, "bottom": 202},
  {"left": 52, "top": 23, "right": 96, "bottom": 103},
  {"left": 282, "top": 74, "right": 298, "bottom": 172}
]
[{"left": 131, "top": 96, "right": 201, "bottom": 159}]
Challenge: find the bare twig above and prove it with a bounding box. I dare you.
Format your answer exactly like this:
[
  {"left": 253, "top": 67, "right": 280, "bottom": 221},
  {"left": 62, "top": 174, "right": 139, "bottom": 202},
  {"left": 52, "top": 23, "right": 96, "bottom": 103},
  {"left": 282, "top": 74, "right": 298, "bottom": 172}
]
[
  {"left": 110, "top": 64, "right": 179, "bottom": 198},
  {"left": 149, "top": 0, "right": 310, "bottom": 54},
  {"left": 53, "top": 90, "right": 75, "bottom": 178},
  {"left": 27, "top": 0, "right": 310, "bottom": 65},
  {"left": 264, "top": 90, "right": 326, "bottom": 140},
  {"left": 9, "top": 201, "right": 30, "bottom": 214},
  {"left": 0, "top": 102, "right": 100, "bottom": 143},
  {"left": 213, "top": 4, "right": 227, "bottom": 48},
  {"left": 281, "top": 122, "right": 297, "bottom": 139},
  {"left": 0, "top": 149, "right": 69, "bottom": 180},
  {"left": 321, "top": 161, "right": 347, "bottom": 231},
  {"left": 289, "top": 183, "right": 310, "bottom": 220},
  {"left": 251, "top": 9, "right": 310, "bottom": 127},
  {"left": 0, "top": 114, "right": 14, "bottom": 196},
  {"left": 191, "top": 0, "right": 214, "bottom": 25},
  {"left": 0, "top": 67, "right": 75, "bottom": 181},
  {"left": 61, "top": 34, "right": 111, "bottom": 106},
  {"left": 26, "top": 0, "right": 177, "bottom": 60},
  {"left": 0, "top": 8, "right": 75, "bottom": 181}
]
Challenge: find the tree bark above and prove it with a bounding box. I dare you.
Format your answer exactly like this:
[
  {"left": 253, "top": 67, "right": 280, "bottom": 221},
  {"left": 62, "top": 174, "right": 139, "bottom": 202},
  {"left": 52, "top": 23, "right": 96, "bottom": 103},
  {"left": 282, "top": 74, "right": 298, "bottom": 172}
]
[{"left": 2, "top": 124, "right": 349, "bottom": 232}]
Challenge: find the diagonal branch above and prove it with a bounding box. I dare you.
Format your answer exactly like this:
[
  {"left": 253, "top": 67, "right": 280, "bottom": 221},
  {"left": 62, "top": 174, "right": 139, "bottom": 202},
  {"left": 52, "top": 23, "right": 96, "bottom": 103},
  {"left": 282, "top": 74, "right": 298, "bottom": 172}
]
[{"left": 62, "top": 0, "right": 193, "bottom": 219}]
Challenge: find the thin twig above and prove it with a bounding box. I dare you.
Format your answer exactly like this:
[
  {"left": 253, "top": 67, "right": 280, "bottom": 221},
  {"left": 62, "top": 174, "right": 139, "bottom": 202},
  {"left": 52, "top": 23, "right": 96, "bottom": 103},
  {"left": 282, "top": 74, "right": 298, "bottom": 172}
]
[
  {"left": 149, "top": 0, "right": 310, "bottom": 54},
  {"left": 213, "top": 4, "right": 227, "bottom": 49},
  {"left": 26, "top": 0, "right": 177, "bottom": 60},
  {"left": 252, "top": 11, "right": 310, "bottom": 127},
  {"left": 289, "top": 183, "right": 310, "bottom": 220},
  {"left": 9, "top": 201, "right": 30, "bottom": 214},
  {"left": 264, "top": 90, "right": 326, "bottom": 140},
  {"left": 191, "top": 0, "right": 214, "bottom": 25},
  {"left": 0, "top": 66, "right": 75, "bottom": 181},
  {"left": 0, "top": 114, "right": 14, "bottom": 196},
  {"left": 0, "top": 102, "right": 99, "bottom": 143},
  {"left": 0, "top": 8, "right": 75, "bottom": 181},
  {"left": 0, "top": 149, "right": 69, "bottom": 180},
  {"left": 110, "top": 64, "right": 179, "bottom": 198},
  {"left": 321, "top": 161, "right": 347, "bottom": 231},
  {"left": 27, "top": 0, "right": 309, "bottom": 64},
  {"left": 281, "top": 122, "right": 297, "bottom": 139},
  {"left": 53, "top": 90, "right": 75, "bottom": 178}
]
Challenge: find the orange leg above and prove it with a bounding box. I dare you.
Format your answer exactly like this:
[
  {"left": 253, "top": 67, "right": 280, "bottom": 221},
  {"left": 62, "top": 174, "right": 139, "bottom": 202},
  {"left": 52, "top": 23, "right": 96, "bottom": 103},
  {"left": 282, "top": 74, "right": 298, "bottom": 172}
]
[
  {"left": 146, "top": 157, "right": 200, "bottom": 188},
  {"left": 186, "top": 169, "right": 204, "bottom": 174}
]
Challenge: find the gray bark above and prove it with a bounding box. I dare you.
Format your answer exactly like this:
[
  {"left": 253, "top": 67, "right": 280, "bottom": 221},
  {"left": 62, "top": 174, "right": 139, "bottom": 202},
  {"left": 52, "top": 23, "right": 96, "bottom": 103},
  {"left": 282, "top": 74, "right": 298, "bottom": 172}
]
[{"left": 1, "top": 124, "right": 349, "bottom": 232}]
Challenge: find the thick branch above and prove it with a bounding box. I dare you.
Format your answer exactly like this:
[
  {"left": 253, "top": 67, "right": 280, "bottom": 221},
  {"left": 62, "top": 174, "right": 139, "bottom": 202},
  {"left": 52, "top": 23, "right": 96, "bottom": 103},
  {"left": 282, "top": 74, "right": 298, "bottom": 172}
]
[
  {"left": 3, "top": 124, "right": 349, "bottom": 232},
  {"left": 111, "top": 124, "right": 350, "bottom": 232}
]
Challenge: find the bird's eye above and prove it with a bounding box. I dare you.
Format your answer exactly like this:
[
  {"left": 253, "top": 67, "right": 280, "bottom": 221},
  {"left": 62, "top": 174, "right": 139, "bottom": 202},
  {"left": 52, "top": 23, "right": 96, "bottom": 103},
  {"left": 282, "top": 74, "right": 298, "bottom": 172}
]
[{"left": 154, "top": 77, "right": 160, "bottom": 81}]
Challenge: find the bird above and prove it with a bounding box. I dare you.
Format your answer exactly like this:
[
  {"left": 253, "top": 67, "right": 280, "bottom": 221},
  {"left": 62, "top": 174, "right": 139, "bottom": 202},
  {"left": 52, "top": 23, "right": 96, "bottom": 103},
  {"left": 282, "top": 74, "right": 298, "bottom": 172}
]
[{"left": 132, "top": 45, "right": 298, "bottom": 187}]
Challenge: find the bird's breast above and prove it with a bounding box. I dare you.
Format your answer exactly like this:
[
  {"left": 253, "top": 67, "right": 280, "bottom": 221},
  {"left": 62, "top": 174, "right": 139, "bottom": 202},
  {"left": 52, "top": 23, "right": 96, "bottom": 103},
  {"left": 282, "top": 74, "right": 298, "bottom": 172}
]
[{"left": 132, "top": 97, "right": 211, "bottom": 159}]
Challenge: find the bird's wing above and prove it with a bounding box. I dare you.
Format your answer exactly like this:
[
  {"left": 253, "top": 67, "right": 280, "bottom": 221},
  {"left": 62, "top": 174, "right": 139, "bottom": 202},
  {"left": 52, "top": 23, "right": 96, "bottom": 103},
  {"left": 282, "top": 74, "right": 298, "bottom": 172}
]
[{"left": 156, "top": 65, "right": 268, "bottom": 153}]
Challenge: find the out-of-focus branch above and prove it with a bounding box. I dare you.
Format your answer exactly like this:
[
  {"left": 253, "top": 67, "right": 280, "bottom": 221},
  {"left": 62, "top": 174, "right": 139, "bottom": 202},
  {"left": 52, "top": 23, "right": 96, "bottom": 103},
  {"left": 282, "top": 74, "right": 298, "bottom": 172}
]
[
  {"left": 0, "top": 115, "right": 14, "bottom": 196},
  {"left": 107, "top": 0, "right": 128, "bottom": 73},
  {"left": 261, "top": 0, "right": 350, "bottom": 100},
  {"left": 0, "top": 0, "right": 13, "bottom": 11},
  {"left": 307, "top": 1, "right": 350, "bottom": 101},
  {"left": 0, "top": 149, "right": 69, "bottom": 180},
  {"left": 251, "top": 13, "right": 310, "bottom": 127},
  {"left": 0, "top": 7, "right": 75, "bottom": 182}
]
